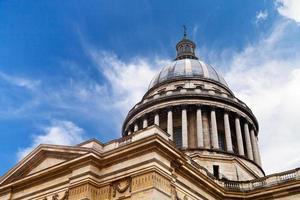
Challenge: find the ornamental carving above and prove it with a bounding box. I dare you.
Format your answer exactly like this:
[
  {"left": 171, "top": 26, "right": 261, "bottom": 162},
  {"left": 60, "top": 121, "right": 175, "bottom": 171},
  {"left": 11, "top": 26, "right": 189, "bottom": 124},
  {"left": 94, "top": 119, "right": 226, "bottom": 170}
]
[
  {"left": 171, "top": 186, "right": 189, "bottom": 200},
  {"left": 171, "top": 186, "right": 178, "bottom": 200},
  {"left": 42, "top": 190, "right": 69, "bottom": 200},
  {"left": 112, "top": 177, "right": 132, "bottom": 197}
]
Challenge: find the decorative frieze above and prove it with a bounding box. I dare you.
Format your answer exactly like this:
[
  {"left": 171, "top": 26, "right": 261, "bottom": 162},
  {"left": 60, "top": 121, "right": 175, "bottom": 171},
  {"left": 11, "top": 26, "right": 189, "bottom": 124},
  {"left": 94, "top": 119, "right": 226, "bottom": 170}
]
[
  {"left": 68, "top": 184, "right": 110, "bottom": 200},
  {"left": 42, "top": 190, "right": 69, "bottom": 200},
  {"left": 132, "top": 172, "right": 171, "bottom": 196}
]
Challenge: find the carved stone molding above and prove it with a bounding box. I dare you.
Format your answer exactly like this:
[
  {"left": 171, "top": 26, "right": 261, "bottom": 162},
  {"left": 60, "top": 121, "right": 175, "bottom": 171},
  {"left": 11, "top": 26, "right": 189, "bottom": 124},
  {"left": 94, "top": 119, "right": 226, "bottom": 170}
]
[
  {"left": 131, "top": 172, "right": 171, "bottom": 197},
  {"left": 42, "top": 190, "right": 69, "bottom": 200},
  {"left": 68, "top": 184, "right": 110, "bottom": 200},
  {"left": 112, "top": 177, "right": 132, "bottom": 198}
]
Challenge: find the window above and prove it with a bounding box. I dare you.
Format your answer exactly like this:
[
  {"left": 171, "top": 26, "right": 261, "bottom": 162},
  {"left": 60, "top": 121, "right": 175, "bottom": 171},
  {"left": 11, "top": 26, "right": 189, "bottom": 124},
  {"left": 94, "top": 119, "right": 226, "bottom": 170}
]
[
  {"left": 173, "top": 127, "right": 182, "bottom": 148},
  {"left": 213, "top": 165, "right": 219, "bottom": 179},
  {"left": 218, "top": 131, "right": 226, "bottom": 151}
]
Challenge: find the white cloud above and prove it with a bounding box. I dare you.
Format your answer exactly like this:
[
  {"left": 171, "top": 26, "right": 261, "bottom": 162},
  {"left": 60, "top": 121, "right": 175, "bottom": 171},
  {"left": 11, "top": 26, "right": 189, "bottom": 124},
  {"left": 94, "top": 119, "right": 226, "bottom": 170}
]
[
  {"left": 276, "top": 0, "right": 300, "bottom": 23},
  {"left": 0, "top": 71, "right": 40, "bottom": 90},
  {"left": 222, "top": 21, "right": 300, "bottom": 174},
  {"left": 256, "top": 10, "right": 268, "bottom": 23},
  {"left": 17, "top": 120, "right": 84, "bottom": 160},
  {"left": 6, "top": 7, "right": 300, "bottom": 174},
  {"left": 87, "top": 49, "right": 167, "bottom": 112},
  {"left": 0, "top": 50, "right": 164, "bottom": 137},
  {"left": 81, "top": 21, "right": 300, "bottom": 174}
]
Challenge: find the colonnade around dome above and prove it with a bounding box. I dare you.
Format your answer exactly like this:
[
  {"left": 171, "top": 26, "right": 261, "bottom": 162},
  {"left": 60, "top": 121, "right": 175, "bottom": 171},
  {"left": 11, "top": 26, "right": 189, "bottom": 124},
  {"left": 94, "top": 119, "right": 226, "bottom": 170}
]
[
  {"left": 125, "top": 102, "right": 261, "bottom": 167},
  {"left": 123, "top": 78, "right": 262, "bottom": 174}
]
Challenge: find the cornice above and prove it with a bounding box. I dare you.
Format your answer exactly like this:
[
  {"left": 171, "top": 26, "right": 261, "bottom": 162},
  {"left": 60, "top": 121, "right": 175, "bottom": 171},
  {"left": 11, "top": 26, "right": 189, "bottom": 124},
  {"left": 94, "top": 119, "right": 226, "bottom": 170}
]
[{"left": 0, "top": 131, "right": 299, "bottom": 199}]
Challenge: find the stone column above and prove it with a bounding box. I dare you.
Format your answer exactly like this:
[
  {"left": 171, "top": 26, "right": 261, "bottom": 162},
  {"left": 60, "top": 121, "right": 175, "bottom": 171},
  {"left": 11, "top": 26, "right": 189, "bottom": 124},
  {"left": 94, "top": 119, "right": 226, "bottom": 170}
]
[
  {"left": 210, "top": 108, "right": 219, "bottom": 149},
  {"left": 134, "top": 123, "right": 138, "bottom": 132},
  {"left": 196, "top": 106, "right": 204, "bottom": 148},
  {"left": 167, "top": 109, "right": 173, "bottom": 140},
  {"left": 182, "top": 107, "right": 188, "bottom": 148},
  {"left": 154, "top": 113, "right": 159, "bottom": 126},
  {"left": 202, "top": 111, "right": 211, "bottom": 149},
  {"left": 257, "top": 140, "right": 262, "bottom": 166},
  {"left": 143, "top": 117, "right": 148, "bottom": 129},
  {"left": 235, "top": 116, "right": 245, "bottom": 156},
  {"left": 244, "top": 123, "right": 254, "bottom": 160},
  {"left": 133, "top": 123, "right": 139, "bottom": 132},
  {"left": 224, "top": 111, "right": 233, "bottom": 152},
  {"left": 250, "top": 129, "right": 262, "bottom": 166}
]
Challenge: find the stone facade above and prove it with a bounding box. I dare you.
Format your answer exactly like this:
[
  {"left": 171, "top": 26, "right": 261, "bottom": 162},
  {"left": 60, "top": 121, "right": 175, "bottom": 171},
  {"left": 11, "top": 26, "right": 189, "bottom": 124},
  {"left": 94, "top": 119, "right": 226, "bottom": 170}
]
[
  {"left": 0, "top": 35, "right": 300, "bottom": 199},
  {"left": 0, "top": 127, "right": 299, "bottom": 200}
]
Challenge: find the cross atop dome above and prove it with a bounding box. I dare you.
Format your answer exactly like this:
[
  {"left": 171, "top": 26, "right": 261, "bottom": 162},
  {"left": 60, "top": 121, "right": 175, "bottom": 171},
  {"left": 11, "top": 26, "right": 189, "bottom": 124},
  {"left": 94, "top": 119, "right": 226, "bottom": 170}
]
[{"left": 175, "top": 26, "right": 198, "bottom": 60}]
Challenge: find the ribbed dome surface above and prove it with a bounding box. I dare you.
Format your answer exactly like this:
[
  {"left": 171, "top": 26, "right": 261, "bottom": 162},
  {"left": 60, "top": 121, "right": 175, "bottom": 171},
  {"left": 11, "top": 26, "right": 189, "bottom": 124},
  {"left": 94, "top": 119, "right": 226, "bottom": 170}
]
[{"left": 149, "top": 58, "right": 228, "bottom": 89}]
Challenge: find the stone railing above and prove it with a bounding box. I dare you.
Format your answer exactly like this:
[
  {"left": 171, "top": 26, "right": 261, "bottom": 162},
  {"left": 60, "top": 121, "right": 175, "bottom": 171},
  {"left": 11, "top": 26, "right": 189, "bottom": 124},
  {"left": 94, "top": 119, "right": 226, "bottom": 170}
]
[
  {"left": 189, "top": 159, "right": 300, "bottom": 192},
  {"left": 216, "top": 168, "right": 300, "bottom": 191}
]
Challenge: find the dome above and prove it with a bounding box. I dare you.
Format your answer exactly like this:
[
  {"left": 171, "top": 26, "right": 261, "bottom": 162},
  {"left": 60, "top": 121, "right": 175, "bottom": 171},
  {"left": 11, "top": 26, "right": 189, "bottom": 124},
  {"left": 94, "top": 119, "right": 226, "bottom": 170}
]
[
  {"left": 148, "top": 58, "right": 228, "bottom": 90},
  {"left": 122, "top": 30, "right": 262, "bottom": 179}
]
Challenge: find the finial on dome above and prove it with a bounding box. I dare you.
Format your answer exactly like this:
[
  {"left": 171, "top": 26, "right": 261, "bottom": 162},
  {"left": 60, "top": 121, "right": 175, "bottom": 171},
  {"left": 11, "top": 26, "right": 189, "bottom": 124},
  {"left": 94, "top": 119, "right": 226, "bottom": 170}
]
[
  {"left": 175, "top": 26, "right": 198, "bottom": 60},
  {"left": 183, "top": 25, "right": 187, "bottom": 38}
]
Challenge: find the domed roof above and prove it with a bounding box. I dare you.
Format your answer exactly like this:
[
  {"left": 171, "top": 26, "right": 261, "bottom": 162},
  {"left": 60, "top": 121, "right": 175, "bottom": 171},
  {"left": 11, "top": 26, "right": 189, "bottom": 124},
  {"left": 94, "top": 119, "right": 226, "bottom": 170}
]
[{"left": 148, "top": 58, "right": 228, "bottom": 89}]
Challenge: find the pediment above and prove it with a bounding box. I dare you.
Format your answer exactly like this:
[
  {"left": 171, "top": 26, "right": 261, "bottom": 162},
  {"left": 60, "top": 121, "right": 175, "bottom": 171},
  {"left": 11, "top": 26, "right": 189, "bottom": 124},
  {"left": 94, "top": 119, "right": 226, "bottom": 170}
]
[
  {"left": 27, "top": 156, "right": 67, "bottom": 175},
  {"left": 0, "top": 144, "right": 89, "bottom": 185}
]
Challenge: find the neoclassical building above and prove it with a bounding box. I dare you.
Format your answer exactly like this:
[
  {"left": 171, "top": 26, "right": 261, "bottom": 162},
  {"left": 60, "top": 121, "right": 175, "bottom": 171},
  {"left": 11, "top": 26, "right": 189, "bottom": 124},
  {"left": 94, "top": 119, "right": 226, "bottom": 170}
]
[{"left": 0, "top": 34, "right": 299, "bottom": 200}]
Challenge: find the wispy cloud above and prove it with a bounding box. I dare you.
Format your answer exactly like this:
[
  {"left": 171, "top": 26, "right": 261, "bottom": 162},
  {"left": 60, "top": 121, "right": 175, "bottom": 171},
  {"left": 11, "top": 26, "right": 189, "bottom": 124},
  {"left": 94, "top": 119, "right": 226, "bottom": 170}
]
[
  {"left": 12, "top": 50, "right": 166, "bottom": 161},
  {"left": 87, "top": 49, "right": 163, "bottom": 111},
  {"left": 0, "top": 71, "right": 40, "bottom": 90},
  {"left": 276, "top": 0, "right": 300, "bottom": 24},
  {"left": 4, "top": 1, "right": 300, "bottom": 174},
  {"left": 222, "top": 20, "right": 300, "bottom": 174},
  {"left": 256, "top": 10, "right": 268, "bottom": 24},
  {"left": 17, "top": 120, "right": 85, "bottom": 160},
  {"left": 83, "top": 19, "right": 300, "bottom": 174}
]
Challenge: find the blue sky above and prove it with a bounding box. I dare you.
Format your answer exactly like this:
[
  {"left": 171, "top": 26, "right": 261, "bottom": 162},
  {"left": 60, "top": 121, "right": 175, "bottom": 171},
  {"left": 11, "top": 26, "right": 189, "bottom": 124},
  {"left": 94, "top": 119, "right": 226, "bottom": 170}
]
[{"left": 0, "top": 0, "right": 300, "bottom": 175}]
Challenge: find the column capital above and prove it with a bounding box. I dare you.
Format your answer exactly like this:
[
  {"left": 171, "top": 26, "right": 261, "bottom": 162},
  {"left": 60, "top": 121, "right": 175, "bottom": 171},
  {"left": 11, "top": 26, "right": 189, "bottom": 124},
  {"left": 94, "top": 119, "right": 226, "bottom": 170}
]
[
  {"left": 141, "top": 113, "right": 148, "bottom": 119},
  {"left": 166, "top": 105, "right": 174, "bottom": 111},
  {"left": 196, "top": 104, "right": 203, "bottom": 109},
  {"left": 209, "top": 105, "right": 217, "bottom": 111},
  {"left": 153, "top": 109, "right": 160, "bottom": 115},
  {"left": 181, "top": 104, "right": 188, "bottom": 109},
  {"left": 223, "top": 107, "right": 231, "bottom": 114},
  {"left": 234, "top": 112, "right": 241, "bottom": 119}
]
